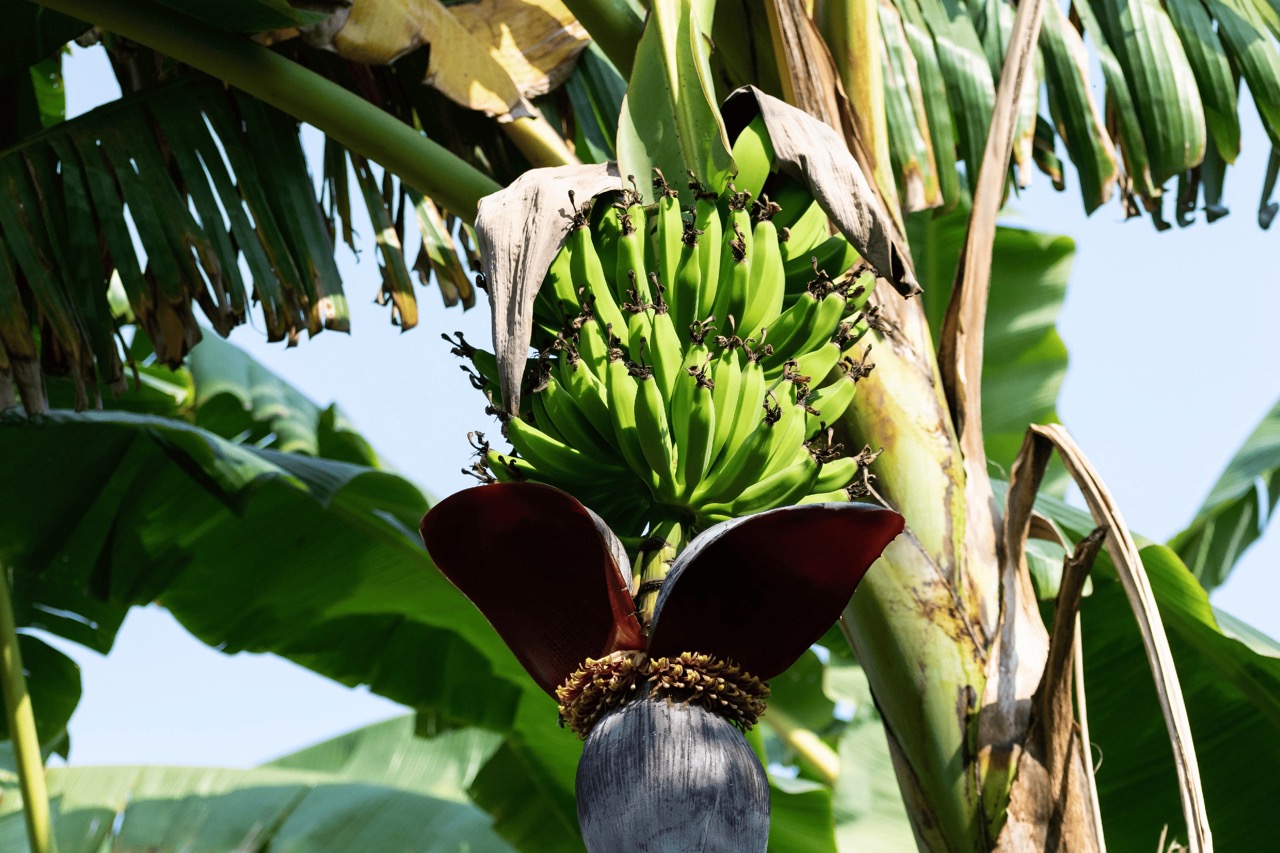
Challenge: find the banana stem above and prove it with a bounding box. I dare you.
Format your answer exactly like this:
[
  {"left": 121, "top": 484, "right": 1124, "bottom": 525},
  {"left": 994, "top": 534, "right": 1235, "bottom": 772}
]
[
  {"left": 0, "top": 563, "right": 57, "bottom": 853},
  {"left": 635, "top": 518, "right": 684, "bottom": 630},
  {"left": 33, "top": 0, "right": 501, "bottom": 221},
  {"left": 557, "top": 0, "right": 645, "bottom": 78}
]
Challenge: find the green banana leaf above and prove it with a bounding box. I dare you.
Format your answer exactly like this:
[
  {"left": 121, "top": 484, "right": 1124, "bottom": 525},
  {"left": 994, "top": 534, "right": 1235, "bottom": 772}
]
[
  {"left": 0, "top": 407, "right": 596, "bottom": 850},
  {"left": 615, "top": 0, "right": 734, "bottom": 203},
  {"left": 0, "top": 53, "right": 65, "bottom": 148},
  {"left": 0, "top": 763, "right": 511, "bottom": 852},
  {"left": 909, "top": 204, "right": 1073, "bottom": 493},
  {"left": 0, "top": 5, "right": 88, "bottom": 79},
  {"left": 1082, "top": 0, "right": 1207, "bottom": 188},
  {"left": 1084, "top": 546, "right": 1280, "bottom": 850},
  {"left": 1169, "top": 396, "right": 1280, "bottom": 591},
  {"left": 1165, "top": 0, "right": 1240, "bottom": 163},
  {"left": 263, "top": 715, "right": 504, "bottom": 802},
  {"left": 905, "top": 0, "right": 994, "bottom": 195},
  {"left": 1037, "top": 0, "right": 1117, "bottom": 213},
  {"left": 763, "top": 648, "right": 914, "bottom": 852},
  {"left": 563, "top": 44, "right": 626, "bottom": 166},
  {"left": 6, "top": 328, "right": 601, "bottom": 851}
]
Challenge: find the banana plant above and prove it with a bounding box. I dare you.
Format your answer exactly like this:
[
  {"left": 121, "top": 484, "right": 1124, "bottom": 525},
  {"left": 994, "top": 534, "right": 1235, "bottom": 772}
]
[{"left": 4, "top": 1, "right": 1280, "bottom": 852}]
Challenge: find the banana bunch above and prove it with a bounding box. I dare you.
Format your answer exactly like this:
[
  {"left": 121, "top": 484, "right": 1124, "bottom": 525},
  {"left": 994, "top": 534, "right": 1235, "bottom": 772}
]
[{"left": 454, "top": 117, "right": 880, "bottom": 540}]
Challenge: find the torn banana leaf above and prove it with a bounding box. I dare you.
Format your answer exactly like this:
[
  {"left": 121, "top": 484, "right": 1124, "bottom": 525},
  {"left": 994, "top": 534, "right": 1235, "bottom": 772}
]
[{"left": 1037, "top": 1, "right": 1117, "bottom": 212}]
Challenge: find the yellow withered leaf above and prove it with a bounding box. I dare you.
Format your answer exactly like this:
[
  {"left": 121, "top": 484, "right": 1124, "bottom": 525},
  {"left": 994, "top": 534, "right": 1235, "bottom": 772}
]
[
  {"left": 450, "top": 0, "right": 589, "bottom": 99},
  {"left": 305, "top": 0, "right": 586, "bottom": 116},
  {"left": 321, "top": 0, "right": 523, "bottom": 116}
]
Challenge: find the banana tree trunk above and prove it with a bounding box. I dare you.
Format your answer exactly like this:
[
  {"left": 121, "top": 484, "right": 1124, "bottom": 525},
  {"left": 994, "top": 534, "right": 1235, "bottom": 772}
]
[
  {"left": 836, "top": 290, "right": 997, "bottom": 850},
  {"left": 836, "top": 285, "right": 1115, "bottom": 850}
]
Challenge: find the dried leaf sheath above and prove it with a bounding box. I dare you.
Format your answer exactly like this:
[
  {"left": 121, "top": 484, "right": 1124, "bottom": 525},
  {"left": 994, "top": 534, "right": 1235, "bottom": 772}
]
[
  {"left": 722, "top": 86, "right": 920, "bottom": 298},
  {"left": 474, "top": 162, "right": 621, "bottom": 413}
]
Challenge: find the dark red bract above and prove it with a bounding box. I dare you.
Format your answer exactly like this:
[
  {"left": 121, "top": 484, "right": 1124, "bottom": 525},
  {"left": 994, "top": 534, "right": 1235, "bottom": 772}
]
[
  {"left": 421, "top": 482, "right": 643, "bottom": 694},
  {"left": 421, "top": 483, "right": 905, "bottom": 692}
]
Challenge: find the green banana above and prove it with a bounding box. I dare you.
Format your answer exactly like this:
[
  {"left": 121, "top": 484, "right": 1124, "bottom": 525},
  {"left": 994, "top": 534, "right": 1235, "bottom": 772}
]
[
  {"left": 812, "top": 455, "right": 862, "bottom": 492},
  {"left": 443, "top": 332, "right": 501, "bottom": 389},
  {"left": 540, "top": 223, "right": 581, "bottom": 323},
  {"left": 633, "top": 367, "right": 678, "bottom": 500},
  {"left": 710, "top": 194, "right": 754, "bottom": 333},
  {"left": 536, "top": 372, "right": 616, "bottom": 458},
  {"left": 778, "top": 198, "right": 830, "bottom": 265},
  {"left": 756, "top": 395, "right": 809, "bottom": 481},
  {"left": 617, "top": 194, "right": 654, "bottom": 362},
  {"left": 507, "top": 415, "right": 626, "bottom": 485},
  {"left": 671, "top": 358, "right": 715, "bottom": 499},
  {"left": 616, "top": 197, "right": 651, "bottom": 306},
  {"left": 719, "top": 346, "right": 768, "bottom": 468},
  {"left": 606, "top": 355, "right": 656, "bottom": 490},
  {"left": 764, "top": 288, "right": 847, "bottom": 372},
  {"left": 574, "top": 310, "right": 613, "bottom": 377},
  {"left": 707, "top": 342, "right": 744, "bottom": 466},
  {"left": 647, "top": 276, "right": 684, "bottom": 400},
  {"left": 695, "top": 393, "right": 787, "bottom": 504},
  {"left": 671, "top": 216, "right": 703, "bottom": 340},
  {"left": 767, "top": 175, "right": 820, "bottom": 230},
  {"left": 803, "top": 373, "right": 857, "bottom": 435},
  {"left": 705, "top": 453, "right": 820, "bottom": 519},
  {"left": 791, "top": 342, "right": 843, "bottom": 387},
  {"left": 556, "top": 350, "right": 617, "bottom": 448},
  {"left": 692, "top": 190, "right": 722, "bottom": 332},
  {"left": 653, "top": 172, "right": 684, "bottom": 299},
  {"left": 797, "top": 488, "right": 852, "bottom": 506},
  {"left": 569, "top": 217, "right": 629, "bottom": 340},
  {"left": 593, "top": 200, "right": 624, "bottom": 296},
  {"left": 730, "top": 113, "right": 774, "bottom": 201},
  {"left": 739, "top": 215, "right": 785, "bottom": 339},
  {"left": 782, "top": 235, "right": 861, "bottom": 289},
  {"left": 842, "top": 267, "right": 877, "bottom": 315},
  {"left": 756, "top": 285, "right": 820, "bottom": 366}
]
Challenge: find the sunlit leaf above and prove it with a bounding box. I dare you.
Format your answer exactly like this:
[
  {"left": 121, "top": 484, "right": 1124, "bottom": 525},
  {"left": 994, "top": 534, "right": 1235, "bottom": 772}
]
[
  {"left": 616, "top": 0, "right": 735, "bottom": 203},
  {"left": 1170, "top": 396, "right": 1280, "bottom": 590}
]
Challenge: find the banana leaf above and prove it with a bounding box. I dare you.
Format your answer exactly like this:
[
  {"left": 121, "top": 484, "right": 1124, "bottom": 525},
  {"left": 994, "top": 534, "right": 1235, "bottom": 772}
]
[
  {"left": 1170, "top": 396, "right": 1280, "bottom": 591},
  {"left": 0, "top": 5, "right": 89, "bottom": 78},
  {"left": 0, "top": 763, "right": 511, "bottom": 852},
  {"left": 909, "top": 204, "right": 1073, "bottom": 494},
  {"left": 615, "top": 0, "right": 734, "bottom": 204}
]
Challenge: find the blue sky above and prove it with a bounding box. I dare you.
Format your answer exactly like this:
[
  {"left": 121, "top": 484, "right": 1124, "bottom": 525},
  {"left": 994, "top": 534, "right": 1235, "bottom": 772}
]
[{"left": 49, "top": 44, "right": 1280, "bottom": 768}]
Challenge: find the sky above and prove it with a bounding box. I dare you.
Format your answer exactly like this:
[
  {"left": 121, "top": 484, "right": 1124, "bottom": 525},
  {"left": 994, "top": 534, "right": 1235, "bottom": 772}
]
[{"left": 44, "top": 44, "right": 1280, "bottom": 769}]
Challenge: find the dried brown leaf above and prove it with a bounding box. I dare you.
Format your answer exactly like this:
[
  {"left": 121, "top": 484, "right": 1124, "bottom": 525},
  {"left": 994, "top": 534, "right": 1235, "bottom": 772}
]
[
  {"left": 723, "top": 86, "right": 919, "bottom": 297},
  {"left": 981, "top": 423, "right": 1055, "bottom": 815},
  {"left": 758, "top": 0, "right": 904, "bottom": 233},
  {"left": 939, "top": 0, "right": 1047, "bottom": 457},
  {"left": 938, "top": 0, "right": 1049, "bottom": 697},
  {"left": 996, "top": 526, "right": 1106, "bottom": 852},
  {"left": 993, "top": 423, "right": 1212, "bottom": 852},
  {"left": 475, "top": 162, "right": 621, "bottom": 412}
]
